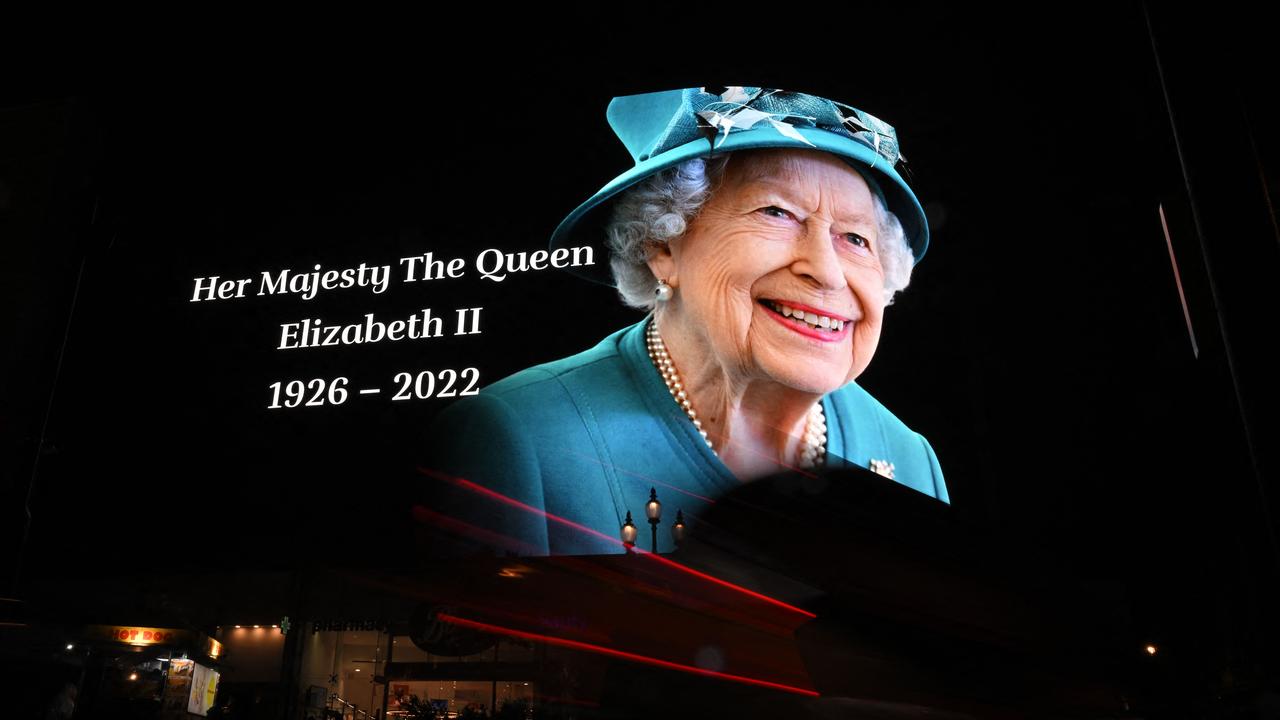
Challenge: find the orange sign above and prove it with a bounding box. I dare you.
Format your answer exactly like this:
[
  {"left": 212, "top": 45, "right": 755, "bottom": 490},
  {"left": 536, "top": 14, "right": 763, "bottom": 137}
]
[
  {"left": 85, "top": 622, "right": 188, "bottom": 645},
  {"left": 85, "top": 625, "right": 222, "bottom": 660},
  {"left": 102, "top": 626, "right": 184, "bottom": 645}
]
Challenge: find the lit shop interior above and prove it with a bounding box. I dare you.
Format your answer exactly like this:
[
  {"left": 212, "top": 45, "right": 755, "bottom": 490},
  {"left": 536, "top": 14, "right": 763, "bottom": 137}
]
[{"left": 297, "top": 625, "right": 537, "bottom": 718}]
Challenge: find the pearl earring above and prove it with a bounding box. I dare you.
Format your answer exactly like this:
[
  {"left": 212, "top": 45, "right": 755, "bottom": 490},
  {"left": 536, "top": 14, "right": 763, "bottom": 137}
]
[{"left": 655, "top": 279, "right": 673, "bottom": 302}]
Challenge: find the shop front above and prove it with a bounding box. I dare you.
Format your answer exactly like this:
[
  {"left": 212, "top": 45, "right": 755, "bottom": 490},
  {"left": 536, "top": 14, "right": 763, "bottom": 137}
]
[
  {"left": 296, "top": 618, "right": 537, "bottom": 719},
  {"left": 78, "top": 624, "right": 225, "bottom": 718}
]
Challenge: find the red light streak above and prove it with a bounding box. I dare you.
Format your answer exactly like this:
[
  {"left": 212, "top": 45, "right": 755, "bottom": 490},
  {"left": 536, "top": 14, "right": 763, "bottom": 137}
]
[
  {"left": 418, "top": 467, "right": 816, "bottom": 618},
  {"left": 436, "top": 613, "right": 818, "bottom": 697},
  {"left": 410, "top": 503, "right": 542, "bottom": 556}
]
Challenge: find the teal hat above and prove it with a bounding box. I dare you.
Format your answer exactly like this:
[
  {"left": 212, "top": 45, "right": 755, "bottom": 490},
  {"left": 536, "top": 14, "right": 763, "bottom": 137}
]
[{"left": 549, "top": 86, "right": 929, "bottom": 286}]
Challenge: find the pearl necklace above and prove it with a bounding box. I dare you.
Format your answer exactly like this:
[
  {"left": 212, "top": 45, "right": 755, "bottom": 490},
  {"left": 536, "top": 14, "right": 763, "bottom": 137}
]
[{"left": 644, "top": 317, "right": 827, "bottom": 470}]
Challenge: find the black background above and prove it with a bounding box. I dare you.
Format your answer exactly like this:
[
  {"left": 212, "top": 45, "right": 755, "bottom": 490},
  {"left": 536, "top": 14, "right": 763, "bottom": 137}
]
[{"left": 5, "top": 1, "right": 1279, "bottom": 700}]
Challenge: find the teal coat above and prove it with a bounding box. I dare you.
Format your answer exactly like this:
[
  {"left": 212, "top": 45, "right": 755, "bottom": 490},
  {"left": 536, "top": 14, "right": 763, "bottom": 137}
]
[{"left": 423, "top": 317, "right": 949, "bottom": 556}]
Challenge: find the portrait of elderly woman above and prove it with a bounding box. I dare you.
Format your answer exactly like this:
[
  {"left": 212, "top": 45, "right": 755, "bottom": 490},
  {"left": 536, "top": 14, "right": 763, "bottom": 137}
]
[{"left": 423, "top": 86, "right": 949, "bottom": 556}]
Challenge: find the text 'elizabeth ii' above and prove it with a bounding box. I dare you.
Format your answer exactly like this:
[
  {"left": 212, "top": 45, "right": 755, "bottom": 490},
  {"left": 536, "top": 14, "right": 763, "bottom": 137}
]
[{"left": 277, "top": 307, "right": 483, "bottom": 350}]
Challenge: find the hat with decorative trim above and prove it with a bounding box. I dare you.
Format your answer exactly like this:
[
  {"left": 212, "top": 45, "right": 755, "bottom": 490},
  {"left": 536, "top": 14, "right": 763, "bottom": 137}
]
[{"left": 549, "top": 86, "right": 928, "bottom": 286}]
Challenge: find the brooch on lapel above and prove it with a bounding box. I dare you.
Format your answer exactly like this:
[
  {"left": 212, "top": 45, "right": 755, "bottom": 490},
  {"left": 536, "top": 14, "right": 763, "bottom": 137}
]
[{"left": 869, "top": 458, "right": 896, "bottom": 480}]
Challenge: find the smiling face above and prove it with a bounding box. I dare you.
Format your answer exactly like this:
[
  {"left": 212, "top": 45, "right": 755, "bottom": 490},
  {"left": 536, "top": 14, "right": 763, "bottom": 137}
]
[{"left": 647, "top": 148, "right": 887, "bottom": 395}]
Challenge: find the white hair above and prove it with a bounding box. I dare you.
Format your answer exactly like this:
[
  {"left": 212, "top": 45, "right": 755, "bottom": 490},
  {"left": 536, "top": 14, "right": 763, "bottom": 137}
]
[{"left": 604, "top": 154, "right": 916, "bottom": 310}]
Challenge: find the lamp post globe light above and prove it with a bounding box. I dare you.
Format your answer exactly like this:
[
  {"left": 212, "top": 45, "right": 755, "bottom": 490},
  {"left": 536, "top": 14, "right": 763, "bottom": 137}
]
[{"left": 621, "top": 511, "right": 638, "bottom": 549}]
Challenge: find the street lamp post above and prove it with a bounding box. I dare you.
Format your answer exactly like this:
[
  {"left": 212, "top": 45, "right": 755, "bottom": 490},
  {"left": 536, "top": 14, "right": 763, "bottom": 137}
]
[
  {"left": 645, "top": 488, "right": 662, "bottom": 554},
  {"left": 622, "top": 489, "right": 684, "bottom": 554}
]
